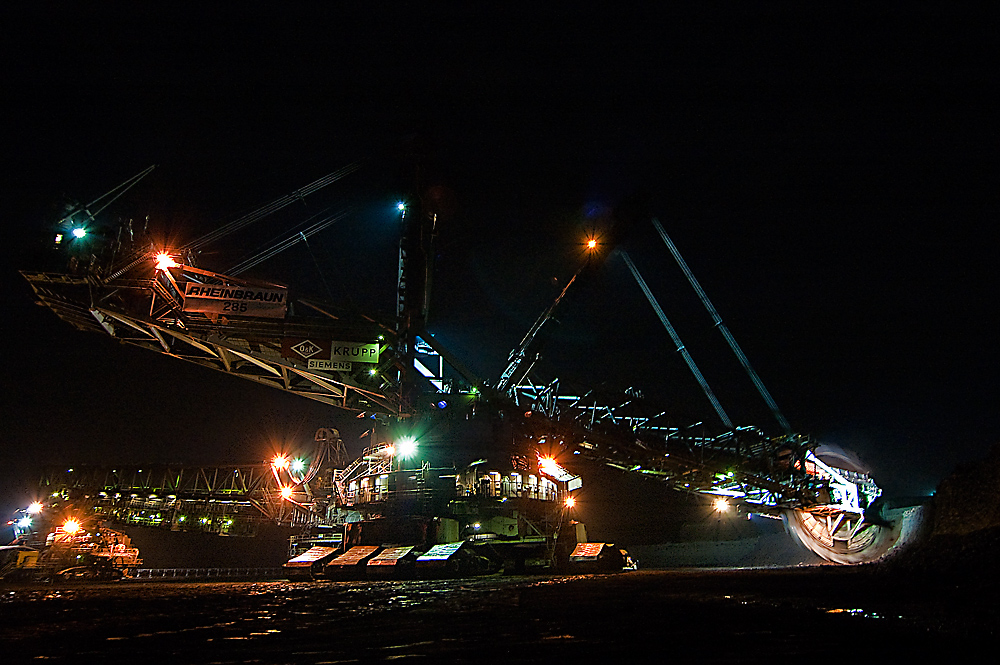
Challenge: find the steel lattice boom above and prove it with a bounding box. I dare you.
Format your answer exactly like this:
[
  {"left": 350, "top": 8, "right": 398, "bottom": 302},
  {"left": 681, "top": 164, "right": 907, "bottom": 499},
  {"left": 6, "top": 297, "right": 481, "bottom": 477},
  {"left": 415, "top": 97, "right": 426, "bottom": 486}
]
[{"left": 19, "top": 180, "right": 891, "bottom": 566}]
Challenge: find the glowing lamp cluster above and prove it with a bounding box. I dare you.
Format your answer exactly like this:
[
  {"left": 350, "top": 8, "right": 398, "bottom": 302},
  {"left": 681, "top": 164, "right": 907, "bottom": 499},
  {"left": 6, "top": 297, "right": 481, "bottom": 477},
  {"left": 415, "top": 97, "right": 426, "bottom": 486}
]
[
  {"left": 395, "top": 436, "right": 418, "bottom": 459},
  {"left": 537, "top": 455, "right": 575, "bottom": 482},
  {"left": 538, "top": 456, "right": 561, "bottom": 477},
  {"left": 155, "top": 252, "right": 179, "bottom": 271}
]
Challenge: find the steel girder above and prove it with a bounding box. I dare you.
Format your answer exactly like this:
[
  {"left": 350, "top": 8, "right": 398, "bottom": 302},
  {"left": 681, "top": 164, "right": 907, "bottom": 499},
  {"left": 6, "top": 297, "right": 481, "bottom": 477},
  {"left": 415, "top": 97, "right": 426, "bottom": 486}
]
[{"left": 22, "top": 270, "right": 403, "bottom": 416}]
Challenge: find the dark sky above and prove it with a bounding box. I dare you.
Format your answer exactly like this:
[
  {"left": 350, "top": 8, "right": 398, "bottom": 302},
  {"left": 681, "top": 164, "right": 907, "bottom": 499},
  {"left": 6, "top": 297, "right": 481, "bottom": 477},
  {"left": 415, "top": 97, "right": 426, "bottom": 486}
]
[{"left": 2, "top": 5, "right": 997, "bottom": 518}]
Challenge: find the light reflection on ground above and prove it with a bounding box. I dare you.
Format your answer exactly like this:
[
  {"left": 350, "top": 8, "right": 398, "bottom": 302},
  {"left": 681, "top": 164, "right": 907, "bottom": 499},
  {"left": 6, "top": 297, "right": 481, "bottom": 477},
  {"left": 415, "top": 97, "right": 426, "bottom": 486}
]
[{"left": 1, "top": 570, "right": 989, "bottom": 662}]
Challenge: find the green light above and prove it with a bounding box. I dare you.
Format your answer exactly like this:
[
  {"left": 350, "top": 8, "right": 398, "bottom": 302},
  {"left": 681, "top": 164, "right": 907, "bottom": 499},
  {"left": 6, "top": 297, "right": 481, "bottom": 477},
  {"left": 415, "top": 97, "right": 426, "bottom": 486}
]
[
  {"left": 72, "top": 227, "right": 87, "bottom": 239},
  {"left": 396, "top": 436, "right": 417, "bottom": 459},
  {"left": 291, "top": 458, "right": 306, "bottom": 473}
]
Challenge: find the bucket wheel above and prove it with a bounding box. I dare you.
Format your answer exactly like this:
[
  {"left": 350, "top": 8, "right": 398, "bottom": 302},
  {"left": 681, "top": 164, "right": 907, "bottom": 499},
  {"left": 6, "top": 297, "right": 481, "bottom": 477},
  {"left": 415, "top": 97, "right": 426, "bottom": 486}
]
[{"left": 783, "top": 508, "right": 888, "bottom": 564}]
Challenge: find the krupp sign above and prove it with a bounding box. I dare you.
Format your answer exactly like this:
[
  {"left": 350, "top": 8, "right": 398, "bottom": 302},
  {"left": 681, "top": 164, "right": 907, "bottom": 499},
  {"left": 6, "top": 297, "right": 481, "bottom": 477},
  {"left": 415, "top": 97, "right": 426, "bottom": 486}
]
[
  {"left": 281, "top": 338, "right": 380, "bottom": 365},
  {"left": 183, "top": 283, "right": 287, "bottom": 319},
  {"left": 330, "top": 341, "right": 380, "bottom": 364}
]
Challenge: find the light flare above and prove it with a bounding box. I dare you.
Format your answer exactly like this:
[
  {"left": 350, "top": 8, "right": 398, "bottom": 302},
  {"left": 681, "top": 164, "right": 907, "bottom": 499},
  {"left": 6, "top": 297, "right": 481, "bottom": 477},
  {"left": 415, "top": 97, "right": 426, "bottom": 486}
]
[
  {"left": 155, "top": 252, "right": 179, "bottom": 270},
  {"left": 63, "top": 519, "right": 82, "bottom": 534},
  {"left": 538, "top": 455, "right": 569, "bottom": 480},
  {"left": 396, "top": 437, "right": 417, "bottom": 459}
]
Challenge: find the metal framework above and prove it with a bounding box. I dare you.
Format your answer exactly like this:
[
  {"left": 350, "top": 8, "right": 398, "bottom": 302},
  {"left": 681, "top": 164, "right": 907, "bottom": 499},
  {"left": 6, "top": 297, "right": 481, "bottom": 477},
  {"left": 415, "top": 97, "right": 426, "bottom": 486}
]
[
  {"left": 22, "top": 267, "right": 402, "bottom": 415},
  {"left": 40, "top": 462, "right": 283, "bottom": 535},
  {"left": 24, "top": 259, "right": 877, "bottom": 519},
  {"left": 22, "top": 200, "right": 885, "bottom": 563}
]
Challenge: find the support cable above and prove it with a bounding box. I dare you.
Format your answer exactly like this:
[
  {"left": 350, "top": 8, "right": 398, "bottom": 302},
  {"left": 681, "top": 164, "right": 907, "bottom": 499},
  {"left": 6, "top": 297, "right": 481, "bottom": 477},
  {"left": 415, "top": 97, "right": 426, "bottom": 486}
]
[
  {"left": 228, "top": 207, "right": 354, "bottom": 275},
  {"left": 102, "top": 165, "right": 356, "bottom": 281},
  {"left": 300, "top": 231, "right": 337, "bottom": 303},
  {"left": 227, "top": 203, "right": 336, "bottom": 269},
  {"left": 621, "top": 250, "right": 734, "bottom": 431},
  {"left": 183, "top": 163, "right": 359, "bottom": 253},
  {"left": 58, "top": 165, "right": 157, "bottom": 228},
  {"left": 652, "top": 218, "right": 792, "bottom": 435},
  {"left": 496, "top": 265, "right": 583, "bottom": 394}
]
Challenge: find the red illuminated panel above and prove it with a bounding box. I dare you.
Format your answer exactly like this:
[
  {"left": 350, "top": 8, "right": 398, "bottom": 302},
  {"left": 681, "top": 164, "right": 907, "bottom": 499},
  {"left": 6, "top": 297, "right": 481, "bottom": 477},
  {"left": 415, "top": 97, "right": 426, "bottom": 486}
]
[
  {"left": 368, "top": 546, "right": 415, "bottom": 566},
  {"left": 330, "top": 545, "right": 379, "bottom": 566}
]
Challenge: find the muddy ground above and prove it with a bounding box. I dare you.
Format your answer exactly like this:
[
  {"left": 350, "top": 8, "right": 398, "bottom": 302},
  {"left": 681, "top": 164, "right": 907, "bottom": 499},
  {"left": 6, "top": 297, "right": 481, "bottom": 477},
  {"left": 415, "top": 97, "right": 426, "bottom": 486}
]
[
  {"left": 874, "top": 442, "right": 1000, "bottom": 579},
  {"left": 1, "top": 566, "right": 994, "bottom": 663}
]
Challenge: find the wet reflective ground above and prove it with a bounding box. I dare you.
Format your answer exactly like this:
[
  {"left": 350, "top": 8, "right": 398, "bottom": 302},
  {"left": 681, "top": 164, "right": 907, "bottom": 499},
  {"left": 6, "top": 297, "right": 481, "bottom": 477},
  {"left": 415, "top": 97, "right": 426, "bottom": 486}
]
[{"left": 2, "top": 568, "right": 993, "bottom": 662}]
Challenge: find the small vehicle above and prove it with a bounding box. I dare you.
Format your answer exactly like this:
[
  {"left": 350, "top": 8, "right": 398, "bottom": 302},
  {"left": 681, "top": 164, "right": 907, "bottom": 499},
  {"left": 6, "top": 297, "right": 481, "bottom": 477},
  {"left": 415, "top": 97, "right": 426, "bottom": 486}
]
[{"left": 0, "top": 545, "right": 40, "bottom": 580}]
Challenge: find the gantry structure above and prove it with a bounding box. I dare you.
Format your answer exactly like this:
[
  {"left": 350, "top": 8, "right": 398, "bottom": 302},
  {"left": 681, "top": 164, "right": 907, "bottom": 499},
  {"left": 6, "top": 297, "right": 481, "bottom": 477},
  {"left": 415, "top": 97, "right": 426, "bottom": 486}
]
[{"left": 22, "top": 166, "right": 885, "bottom": 561}]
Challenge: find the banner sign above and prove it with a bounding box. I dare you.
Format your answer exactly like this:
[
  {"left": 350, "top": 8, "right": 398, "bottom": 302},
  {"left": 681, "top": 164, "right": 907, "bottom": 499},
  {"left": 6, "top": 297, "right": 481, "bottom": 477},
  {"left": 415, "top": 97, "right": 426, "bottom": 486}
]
[
  {"left": 282, "top": 338, "right": 379, "bottom": 366},
  {"left": 331, "top": 341, "right": 380, "bottom": 364},
  {"left": 183, "top": 283, "right": 287, "bottom": 319},
  {"left": 308, "top": 360, "right": 352, "bottom": 371}
]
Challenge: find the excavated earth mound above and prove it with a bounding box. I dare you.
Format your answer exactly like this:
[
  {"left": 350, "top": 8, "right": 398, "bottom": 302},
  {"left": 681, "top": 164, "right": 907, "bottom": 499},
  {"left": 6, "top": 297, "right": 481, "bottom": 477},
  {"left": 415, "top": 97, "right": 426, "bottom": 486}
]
[{"left": 875, "top": 442, "right": 1000, "bottom": 580}]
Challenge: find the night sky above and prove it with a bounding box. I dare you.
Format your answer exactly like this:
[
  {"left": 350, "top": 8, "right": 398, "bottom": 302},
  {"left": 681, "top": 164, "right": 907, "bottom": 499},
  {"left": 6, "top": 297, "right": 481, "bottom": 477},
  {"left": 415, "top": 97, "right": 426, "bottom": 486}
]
[{"left": 2, "top": 6, "right": 997, "bottom": 520}]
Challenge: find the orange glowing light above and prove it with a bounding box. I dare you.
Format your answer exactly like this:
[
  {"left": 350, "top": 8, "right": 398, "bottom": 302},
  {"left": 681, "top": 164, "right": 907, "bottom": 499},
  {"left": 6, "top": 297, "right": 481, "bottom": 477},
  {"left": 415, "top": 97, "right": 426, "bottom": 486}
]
[
  {"left": 280, "top": 486, "right": 293, "bottom": 499},
  {"left": 271, "top": 455, "right": 290, "bottom": 471},
  {"left": 155, "top": 253, "right": 179, "bottom": 270},
  {"left": 713, "top": 497, "right": 730, "bottom": 513},
  {"left": 538, "top": 456, "right": 559, "bottom": 476},
  {"left": 27, "top": 501, "right": 43, "bottom": 514},
  {"left": 586, "top": 238, "right": 598, "bottom": 250},
  {"left": 564, "top": 496, "right": 576, "bottom": 508},
  {"left": 63, "top": 519, "right": 81, "bottom": 534}
]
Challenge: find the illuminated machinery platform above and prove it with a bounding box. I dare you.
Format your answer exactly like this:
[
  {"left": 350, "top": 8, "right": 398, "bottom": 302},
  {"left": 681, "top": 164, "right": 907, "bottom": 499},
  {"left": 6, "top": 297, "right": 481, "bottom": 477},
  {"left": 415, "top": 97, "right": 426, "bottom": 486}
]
[
  {"left": 39, "top": 459, "right": 335, "bottom": 536},
  {"left": 23, "top": 262, "right": 883, "bottom": 560},
  {"left": 23, "top": 210, "right": 889, "bottom": 563},
  {"left": 321, "top": 439, "right": 577, "bottom": 550}
]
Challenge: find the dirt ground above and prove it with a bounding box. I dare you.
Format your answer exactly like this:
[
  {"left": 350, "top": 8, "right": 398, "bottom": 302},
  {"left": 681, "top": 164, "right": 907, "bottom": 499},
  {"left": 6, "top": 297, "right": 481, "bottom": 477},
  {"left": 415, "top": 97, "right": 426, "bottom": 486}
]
[{"left": 874, "top": 441, "right": 1000, "bottom": 580}]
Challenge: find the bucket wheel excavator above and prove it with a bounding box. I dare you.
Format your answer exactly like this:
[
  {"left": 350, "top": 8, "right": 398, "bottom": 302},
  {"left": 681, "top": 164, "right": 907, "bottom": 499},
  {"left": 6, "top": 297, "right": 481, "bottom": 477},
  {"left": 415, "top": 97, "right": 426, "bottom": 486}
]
[{"left": 21, "top": 166, "right": 914, "bottom": 564}]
